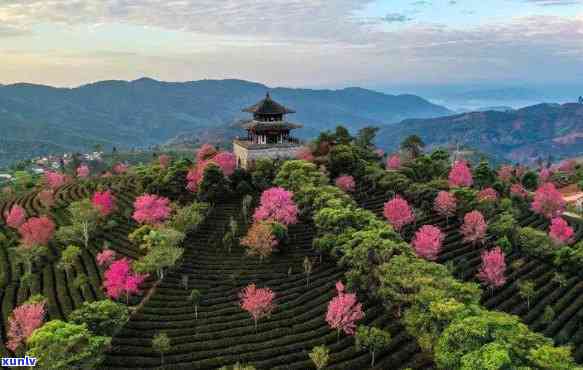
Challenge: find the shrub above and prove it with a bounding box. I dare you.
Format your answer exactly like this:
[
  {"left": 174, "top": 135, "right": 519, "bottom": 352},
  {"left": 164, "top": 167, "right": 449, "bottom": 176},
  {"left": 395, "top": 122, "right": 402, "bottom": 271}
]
[
  {"left": 68, "top": 300, "right": 129, "bottom": 336},
  {"left": 517, "top": 227, "right": 553, "bottom": 257}
]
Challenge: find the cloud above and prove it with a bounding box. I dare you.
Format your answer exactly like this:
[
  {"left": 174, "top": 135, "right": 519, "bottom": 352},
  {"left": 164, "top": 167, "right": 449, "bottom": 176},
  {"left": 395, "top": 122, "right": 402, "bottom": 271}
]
[
  {"left": 525, "top": 0, "right": 583, "bottom": 5},
  {"left": 383, "top": 13, "right": 413, "bottom": 23}
]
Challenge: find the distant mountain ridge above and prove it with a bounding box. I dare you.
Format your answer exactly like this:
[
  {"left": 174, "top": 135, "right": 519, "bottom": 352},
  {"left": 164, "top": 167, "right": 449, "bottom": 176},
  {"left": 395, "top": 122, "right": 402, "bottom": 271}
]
[
  {"left": 0, "top": 78, "right": 451, "bottom": 167},
  {"left": 376, "top": 102, "right": 583, "bottom": 163}
]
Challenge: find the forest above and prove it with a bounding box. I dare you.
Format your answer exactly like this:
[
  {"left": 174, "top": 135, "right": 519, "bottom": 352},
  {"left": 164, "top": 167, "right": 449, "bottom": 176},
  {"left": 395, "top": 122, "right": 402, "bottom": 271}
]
[{"left": 1, "top": 127, "right": 583, "bottom": 369}]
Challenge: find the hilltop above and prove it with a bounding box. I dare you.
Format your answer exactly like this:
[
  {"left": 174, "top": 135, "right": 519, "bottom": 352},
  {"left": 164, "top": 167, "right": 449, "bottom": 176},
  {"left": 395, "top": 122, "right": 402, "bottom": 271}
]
[
  {"left": 376, "top": 102, "right": 583, "bottom": 163},
  {"left": 0, "top": 78, "right": 450, "bottom": 167}
]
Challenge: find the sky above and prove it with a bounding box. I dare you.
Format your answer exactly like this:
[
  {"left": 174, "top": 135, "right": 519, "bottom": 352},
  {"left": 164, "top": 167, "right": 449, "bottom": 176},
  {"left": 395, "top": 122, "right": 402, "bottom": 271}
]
[{"left": 0, "top": 0, "right": 582, "bottom": 90}]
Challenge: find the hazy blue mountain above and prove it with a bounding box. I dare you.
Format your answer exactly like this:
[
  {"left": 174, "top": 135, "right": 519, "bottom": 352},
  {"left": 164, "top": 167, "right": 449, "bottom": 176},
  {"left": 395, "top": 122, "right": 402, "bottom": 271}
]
[
  {"left": 376, "top": 103, "right": 583, "bottom": 164},
  {"left": 0, "top": 78, "right": 451, "bottom": 167}
]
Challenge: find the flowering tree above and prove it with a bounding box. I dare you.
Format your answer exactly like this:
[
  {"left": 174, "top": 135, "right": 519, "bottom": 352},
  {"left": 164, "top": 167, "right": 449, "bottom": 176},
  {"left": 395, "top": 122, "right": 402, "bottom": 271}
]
[
  {"left": 5, "top": 205, "right": 26, "bottom": 229},
  {"left": 196, "top": 144, "right": 217, "bottom": 163},
  {"left": 539, "top": 167, "right": 552, "bottom": 183},
  {"left": 335, "top": 175, "right": 356, "bottom": 193},
  {"left": 386, "top": 154, "right": 401, "bottom": 170},
  {"left": 186, "top": 161, "right": 207, "bottom": 192},
  {"left": 412, "top": 225, "right": 444, "bottom": 261},
  {"left": 531, "top": 183, "right": 565, "bottom": 219},
  {"left": 44, "top": 171, "right": 68, "bottom": 190},
  {"left": 101, "top": 172, "right": 113, "bottom": 178},
  {"left": 558, "top": 159, "right": 577, "bottom": 173},
  {"left": 213, "top": 151, "right": 237, "bottom": 177},
  {"left": 296, "top": 147, "right": 315, "bottom": 162},
  {"left": 77, "top": 165, "right": 90, "bottom": 178},
  {"left": 510, "top": 183, "right": 528, "bottom": 198},
  {"left": 19, "top": 216, "right": 55, "bottom": 247},
  {"left": 132, "top": 194, "right": 171, "bottom": 224},
  {"left": 239, "top": 283, "right": 276, "bottom": 332},
  {"left": 96, "top": 249, "right": 117, "bottom": 267},
  {"left": 383, "top": 196, "right": 415, "bottom": 232},
  {"left": 497, "top": 165, "right": 514, "bottom": 183},
  {"left": 478, "top": 188, "right": 498, "bottom": 202},
  {"left": 326, "top": 281, "right": 364, "bottom": 340},
  {"left": 38, "top": 189, "right": 55, "bottom": 209},
  {"left": 92, "top": 190, "right": 116, "bottom": 217},
  {"left": 241, "top": 222, "right": 278, "bottom": 261},
  {"left": 103, "top": 258, "right": 147, "bottom": 302},
  {"left": 158, "top": 154, "right": 171, "bottom": 169},
  {"left": 448, "top": 160, "right": 473, "bottom": 188},
  {"left": 549, "top": 217, "right": 574, "bottom": 245},
  {"left": 477, "top": 247, "right": 506, "bottom": 290},
  {"left": 460, "top": 211, "right": 487, "bottom": 245},
  {"left": 434, "top": 191, "right": 456, "bottom": 222},
  {"left": 253, "top": 187, "right": 299, "bottom": 226},
  {"left": 6, "top": 301, "right": 46, "bottom": 352},
  {"left": 113, "top": 163, "right": 129, "bottom": 175}
]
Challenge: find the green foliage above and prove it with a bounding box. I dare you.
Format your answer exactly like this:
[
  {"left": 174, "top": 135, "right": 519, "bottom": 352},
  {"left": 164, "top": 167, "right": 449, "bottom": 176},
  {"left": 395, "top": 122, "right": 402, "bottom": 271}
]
[
  {"left": 488, "top": 212, "right": 517, "bottom": 240},
  {"left": 26, "top": 320, "right": 110, "bottom": 369},
  {"left": 518, "top": 280, "right": 536, "bottom": 309},
  {"left": 400, "top": 135, "right": 425, "bottom": 159},
  {"left": 218, "top": 363, "right": 256, "bottom": 370},
  {"left": 250, "top": 158, "right": 280, "bottom": 191},
  {"left": 152, "top": 332, "right": 171, "bottom": 365},
  {"left": 403, "top": 155, "right": 449, "bottom": 183},
  {"left": 516, "top": 227, "right": 553, "bottom": 257},
  {"left": 169, "top": 202, "right": 210, "bottom": 234},
  {"left": 435, "top": 310, "right": 576, "bottom": 370},
  {"left": 377, "top": 171, "right": 412, "bottom": 194},
  {"left": 132, "top": 226, "right": 185, "bottom": 279},
  {"left": 68, "top": 300, "right": 129, "bottom": 337},
  {"left": 451, "top": 188, "right": 478, "bottom": 216},
  {"left": 309, "top": 345, "right": 330, "bottom": 370},
  {"left": 355, "top": 325, "right": 391, "bottom": 367},
  {"left": 56, "top": 199, "right": 101, "bottom": 248},
  {"left": 198, "top": 163, "right": 229, "bottom": 203},
  {"left": 274, "top": 160, "right": 328, "bottom": 194},
  {"left": 474, "top": 160, "right": 496, "bottom": 189},
  {"left": 522, "top": 171, "right": 539, "bottom": 191},
  {"left": 58, "top": 245, "right": 81, "bottom": 278},
  {"left": 328, "top": 144, "right": 360, "bottom": 178}
]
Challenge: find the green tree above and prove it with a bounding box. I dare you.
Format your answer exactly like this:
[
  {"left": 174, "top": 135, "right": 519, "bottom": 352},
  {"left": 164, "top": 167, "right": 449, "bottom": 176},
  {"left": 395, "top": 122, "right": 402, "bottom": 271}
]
[
  {"left": 169, "top": 202, "right": 209, "bottom": 233},
  {"left": 400, "top": 135, "right": 425, "bottom": 159},
  {"left": 56, "top": 199, "right": 101, "bottom": 248},
  {"left": 274, "top": 160, "right": 328, "bottom": 194},
  {"left": 58, "top": 244, "right": 81, "bottom": 279},
  {"left": 309, "top": 345, "right": 330, "bottom": 369},
  {"left": 68, "top": 300, "right": 129, "bottom": 337},
  {"left": 474, "top": 159, "right": 496, "bottom": 189},
  {"left": 133, "top": 227, "right": 185, "bottom": 279},
  {"left": 152, "top": 332, "right": 171, "bottom": 366},
  {"left": 189, "top": 289, "right": 202, "bottom": 320},
  {"left": 542, "top": 306, "right": 555, "bottom": 324},
  {"left": 26, "top": 320, "right": 110, "bottom": 369},
  {"left": 518, "top": 280, "right": 536, "bottom": 309},
  {"left": 355, "top": 126, "right": 379, "bottom": 149},
  {"left": 489, "top": 212, "right": 517, "bottom": 240},
  {"left": 335, "top": 125, "right": 353, "bottom": 145},
  {"left": 198, "top": 163, "right": 229, "bottom": 203},
  {"left": 355, "top": 325, "right": 392, "bottom": 367}
]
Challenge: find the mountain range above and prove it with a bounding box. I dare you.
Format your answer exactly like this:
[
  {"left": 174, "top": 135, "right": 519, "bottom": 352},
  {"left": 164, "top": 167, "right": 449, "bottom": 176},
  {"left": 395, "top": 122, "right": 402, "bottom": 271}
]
[
  {"left": 0, "top": 78, "right": 451, "bottom": 167},
  {"left": 376, "top": 102, "right": 583, "bottom": 164}
]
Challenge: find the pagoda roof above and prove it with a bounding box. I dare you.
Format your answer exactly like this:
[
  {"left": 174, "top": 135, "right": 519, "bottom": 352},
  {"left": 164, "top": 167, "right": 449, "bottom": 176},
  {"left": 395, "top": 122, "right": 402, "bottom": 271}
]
[
  {"left": 241, "top": 119, "right": 302, "bottom": 131},
  {"left": 242, "top": 92, "right": 296, "bottom": 115}
]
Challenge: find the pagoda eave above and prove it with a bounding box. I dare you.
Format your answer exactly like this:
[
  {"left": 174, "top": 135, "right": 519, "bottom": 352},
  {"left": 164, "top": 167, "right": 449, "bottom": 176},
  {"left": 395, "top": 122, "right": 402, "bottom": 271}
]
[{"left": 241, "top": 120, "right": 303, "bottom": 131}]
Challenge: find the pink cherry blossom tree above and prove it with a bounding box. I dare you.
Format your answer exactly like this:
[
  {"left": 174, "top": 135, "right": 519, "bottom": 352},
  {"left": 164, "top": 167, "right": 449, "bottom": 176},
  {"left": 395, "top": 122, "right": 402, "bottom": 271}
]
[
  {"left": 497, "top": 165, "right": 514, "bottom": 183},
  {"left": 213, "top": 151, "right": 237, "bottom": 177},
  {"left": 18, "top": 216, "right": 55, "bottom": 247},
  {"left": 38, "top": 189, "right": 55, "bottom": 209},
  {"left": 539, "top": 167, "right": 552, "bottom": 183},
  {"left": 531, "top": 183, "right": 565, "bottom": 219},
  {"left": 477, "top": 247, "right": 506, "bottom": 292},
  {"left": 253, "top": 187, "right": 299, "bottom": 226},
  {"left": 5, "top": 205, "right": 26, "bottom": 229},
  {"left": 44, "top": 171, "right": 68, "bottom": 190},
  {"left": 296, "top": 147, "right": 315, "bottom": 162},
  {"left": 326, "top": 281, "right": 364, "bottom": 340},
  {"left": 412, "top": 225, "right": 445, "bottom": 261},
  {"left": 510, "top": 183, "right": 528, "bottom": 198},
  {"left": 132, "top": 194, "right": 171, "bottom": 225},
  {"left": 335, "top": 175, "right": 356, "bottom": 193},
  {"left": 96, "top": 249, "right": 117, "bottom": 267},
  {"left": 434, "top": 191, "right": 457, "bottom": 222},
  {"left": 448, "top": 160, "right": 473, "bottom": 188},
  {"left": 558, "top": 159, "right": 577, "bottom": 173},
  {"left": 196, "top": 144, "right": 218, "bottom": 163},
  {"left": 386, "top": 154, "right": 401, "bottom": 170},
  {"left": 76, "top": 165, "right": 90, "bottom": 178},
  {"left": 103, "top": 258, "right": 147, "bottom": 303},
  {"left": 186, "top": 161, "right": 208, "bottom": 192},
  {"left": 6, "top": 301, "right": 46, "bottom": 352},
  {"left": 383, "top": 196, "right": 415, "bottom": 232},
  {"left": 239, "top": 283, "right": 276, "bottom": 332},
  {"left": 478, "top": 188, "right": 498, "bottom": 202},
  {"left": 549, "top": 217, "right": 574, "bottom": 245},
  {"left": 113, "top": 163, "right": 129, "bottom": 175},
  {"left": 460, "top": 211, "right": 487, "bottom": 245},
  {"left": 158, "top": 154, "right": 171, "bottom": 169},
  {"left": 92, "top": 190, "right": 116, "bottom": 217}
]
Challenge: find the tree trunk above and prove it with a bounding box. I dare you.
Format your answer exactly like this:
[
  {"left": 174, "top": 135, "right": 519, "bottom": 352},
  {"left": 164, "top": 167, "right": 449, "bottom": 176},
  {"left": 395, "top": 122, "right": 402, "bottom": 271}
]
[
  {"left": 254, "top": 319, "right": 258, "bottom": 333},
  {"left": 371, "top": 349, "right": 375, "bottom": 367},
  {"left": 195, "top": 305, "right": 198, "bottom": 320},
  {"left": 161, "top": 352, "right": 164, "bottom": 366}
]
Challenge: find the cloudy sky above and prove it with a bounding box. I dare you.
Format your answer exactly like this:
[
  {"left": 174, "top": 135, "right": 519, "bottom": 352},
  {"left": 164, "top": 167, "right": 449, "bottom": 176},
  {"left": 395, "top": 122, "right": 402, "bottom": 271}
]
[{"left": 0, "top": 0, "right": 582, "bottom": 89}]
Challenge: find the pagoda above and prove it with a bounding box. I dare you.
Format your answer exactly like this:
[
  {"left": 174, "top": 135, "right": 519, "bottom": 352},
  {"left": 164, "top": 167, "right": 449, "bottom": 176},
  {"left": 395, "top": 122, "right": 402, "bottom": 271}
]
[{"left": 233, "top": 92, "right": 303, "bottom": 169}]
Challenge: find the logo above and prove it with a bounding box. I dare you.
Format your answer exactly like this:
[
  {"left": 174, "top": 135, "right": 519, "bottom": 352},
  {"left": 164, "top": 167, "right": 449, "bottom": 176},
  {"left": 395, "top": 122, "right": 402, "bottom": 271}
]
[{"left": 1, "top": 356, "right": 38, "bottom": 367}]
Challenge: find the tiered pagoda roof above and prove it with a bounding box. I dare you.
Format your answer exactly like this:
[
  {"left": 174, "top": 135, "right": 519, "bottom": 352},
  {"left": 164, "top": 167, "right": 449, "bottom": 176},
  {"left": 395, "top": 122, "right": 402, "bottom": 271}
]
[{"left": 242, "top": 92, "right": 296, "bottom": 115}]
